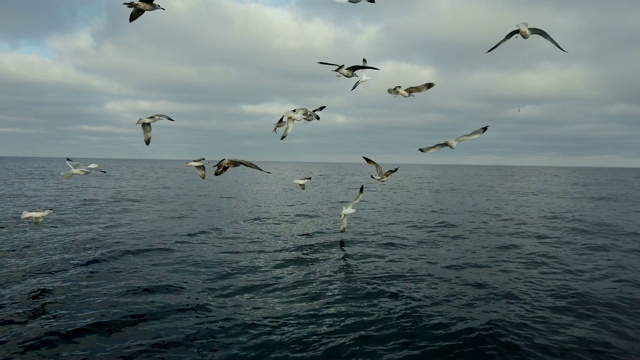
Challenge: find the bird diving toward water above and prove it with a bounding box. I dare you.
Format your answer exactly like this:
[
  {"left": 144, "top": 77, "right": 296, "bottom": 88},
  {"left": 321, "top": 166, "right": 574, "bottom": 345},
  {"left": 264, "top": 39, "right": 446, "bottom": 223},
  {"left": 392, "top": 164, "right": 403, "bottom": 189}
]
[
  {"left": 318, "top": 61, "right": 379, "bottom": 79},
  {"left": 418, "top": 126, "right": 489, "bottom": 153},
  {"left": 63, "top": 158, "right": 107, "bottom": 178},
  {"left": 362, "top": 157, "right": 399, "bottom": 182},
  {"left": 186, "top": 158, "right": 208, "bottom": 179},
  {"left": 213, "top": 159, "right": 271, "bottom": 176},
  {"left": 340, "top": 185, "right": 364, "bottom": 232},
  {"left": 136, "top": 114, "right": 175, "bottom": 146},
  {"left": 387, "top": 82, "right": 435, "bottom": 98},
  {"left": 21, "top": 209, "right": 55, "bottom": 225},
  {"left": 486, "top": 22, "right": 567, "bottom": 53},
  {"left": 123, "top": 0, "right": 165, "bottom": 23}
]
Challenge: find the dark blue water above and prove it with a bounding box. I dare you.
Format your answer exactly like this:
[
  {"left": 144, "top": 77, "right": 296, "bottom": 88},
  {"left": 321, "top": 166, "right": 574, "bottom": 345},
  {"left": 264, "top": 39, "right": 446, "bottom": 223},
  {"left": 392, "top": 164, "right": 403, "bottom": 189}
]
[{"left": 1, "top": 157, "right": 639, "bottom": 359}]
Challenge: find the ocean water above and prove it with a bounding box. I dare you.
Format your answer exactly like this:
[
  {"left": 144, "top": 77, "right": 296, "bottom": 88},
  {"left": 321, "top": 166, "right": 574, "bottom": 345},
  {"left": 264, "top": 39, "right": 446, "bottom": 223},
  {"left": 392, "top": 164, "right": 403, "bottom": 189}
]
[{"left": 1, "top": 157, "right": 639, "bottom": 359}]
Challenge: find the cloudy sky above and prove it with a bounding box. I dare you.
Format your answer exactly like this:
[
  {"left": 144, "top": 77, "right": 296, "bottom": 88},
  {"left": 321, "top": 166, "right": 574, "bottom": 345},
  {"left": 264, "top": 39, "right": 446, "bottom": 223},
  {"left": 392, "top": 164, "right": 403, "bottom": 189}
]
[{"left": 1, "top": 0, "right": 638, "bottom": 167}]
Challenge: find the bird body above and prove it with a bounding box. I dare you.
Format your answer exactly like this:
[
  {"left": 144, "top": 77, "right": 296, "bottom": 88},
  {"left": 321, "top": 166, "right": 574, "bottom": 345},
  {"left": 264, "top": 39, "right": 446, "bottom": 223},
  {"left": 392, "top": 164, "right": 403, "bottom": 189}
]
[
  {"left": 186, "top": 158, "right": 208, "bottom": 179},
  {"left": 419, "top": 126, "right": 489, "bottom": 153},
  {"left": 123, "top": 0, "right": 165, "bottom": 23},
  {"left": 486, "top": 22, "right": 567, "bottom": 53},
  {"left": 21, "top": 209, "right": 55, "bottom": 225},
  {"left": 63, "top": 158, "right": 107, "bottom": 178},
  {"left": 214, "top": 158, "right": 270, "bottom": 176},
  {"left": 340, "top": 185, "right": 364, "bottom": 232},
  {"left": 363, "top": 156, "right": 398, "bottom": 182},
  {"left": 387, "top": 82, "right": 435, "bottom": 97},
  {"left": 293, "top": 177, "right": 312, "bottom": 189},
  {"left": 135, "top": 114, "right": 175, "bottom": 146},
  {"left": 318, "top": 61, "right": 380, "bottom": 78}
]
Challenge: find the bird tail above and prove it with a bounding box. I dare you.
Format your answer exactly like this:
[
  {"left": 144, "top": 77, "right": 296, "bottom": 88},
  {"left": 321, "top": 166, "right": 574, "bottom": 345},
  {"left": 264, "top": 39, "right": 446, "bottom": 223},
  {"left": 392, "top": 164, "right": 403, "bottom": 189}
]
[
  {"left": 21, "top": 211, "right": 30, "bottom": 219},
  {"left": 123, "top": 2, "right": 135, "bottom": 8}
]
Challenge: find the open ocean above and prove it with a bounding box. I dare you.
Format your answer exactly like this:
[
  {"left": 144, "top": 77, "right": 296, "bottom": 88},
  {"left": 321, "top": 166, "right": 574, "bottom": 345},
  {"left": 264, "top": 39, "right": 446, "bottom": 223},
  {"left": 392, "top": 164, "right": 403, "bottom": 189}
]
[{"left": 1, "top": 157, "right": 639, "bottom": 359}]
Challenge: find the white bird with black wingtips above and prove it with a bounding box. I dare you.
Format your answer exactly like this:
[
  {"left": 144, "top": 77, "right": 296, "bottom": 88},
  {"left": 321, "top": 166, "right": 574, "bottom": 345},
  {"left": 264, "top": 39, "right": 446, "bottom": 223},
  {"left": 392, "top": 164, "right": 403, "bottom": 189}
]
[
  {"left": 419, "top": 126, "right": 489, "bottom": 153},
  {"left": 135, "top": 114, "right": 175, "bottom": 146},
  {"left": 486, "top": 22, "right": 567, "bottom": 53},
  {"left": 362, "top": 157, "right": 398, "bottom": 182},
  {"left": 340, "top": 185, "right": 364, "bottom": 232}
]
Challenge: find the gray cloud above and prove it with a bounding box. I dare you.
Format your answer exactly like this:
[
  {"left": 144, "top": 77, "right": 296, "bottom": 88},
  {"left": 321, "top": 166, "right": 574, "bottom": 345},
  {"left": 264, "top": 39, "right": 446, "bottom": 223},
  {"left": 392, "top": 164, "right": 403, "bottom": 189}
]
[{"left": 0, "top": 0, "right": 638, "bottom": 167}]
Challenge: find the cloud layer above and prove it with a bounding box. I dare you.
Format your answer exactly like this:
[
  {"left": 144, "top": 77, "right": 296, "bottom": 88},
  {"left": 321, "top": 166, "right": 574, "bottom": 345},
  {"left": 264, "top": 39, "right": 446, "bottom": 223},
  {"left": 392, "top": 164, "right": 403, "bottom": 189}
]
[{"left": 0, "top": 0, "right": 638, "bottom": 167}]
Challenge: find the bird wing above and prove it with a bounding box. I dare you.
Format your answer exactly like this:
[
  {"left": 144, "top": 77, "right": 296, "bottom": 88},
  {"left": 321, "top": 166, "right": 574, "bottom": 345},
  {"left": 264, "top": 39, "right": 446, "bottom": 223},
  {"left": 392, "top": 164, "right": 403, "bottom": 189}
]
[
  {"left": 140, "top": 0, "right": 155, "bottom": 3},
  {"left": 150, "top": 114, "right": 175, "bottom": 121},
  {"left": 231, "top": 159, "right": 271, "bottom": 174},
  {"left": 405, "top": 82, "right": 435, "bottom": 95},
  {"left": 454, "top": 126, "right": 489, "bottom": 143},
  {"left": 363, "top": 156, "right": 383, "bottom": 177},
  {"left": 383, "top": 167, "right": 399, "bottom": 177},
  {"left": 312, "top": 106, "right": 326, "bottom": 113},
  {"left": 129, "top": 8, "right": 145, "bottom": 23},
  {"left": 318, "top": 61, "right": 341, "bottom": 67},
  {"left": 32, "top": 217, "right": 43, "bottom": 225},
  {"left": 141, "top": 123, "right": 152, "bottom": 146},
  {"left": 195, "top": 165, "right": 206, "bottom": 179},
  {"left": 340, "top": 214, "right": 349, "bottom": 232},
  {"left": 418, "top": 143, "right": 448, "bottom": 153},
  {"left": 66, "top": 158, "right": 84, "bottom": 170},
  {"left": 530, "top": 28, "right": 567, "bottom": 52},
  {"left": 351, "top": 184, "right": 364, "bottom": 206},
  {"left": 345, "top": 65, "right": 380, "bottom": 72},
  {"left": 486, "top": 29, "right": 519, "bottom": 53},
  {"left": 280, "top": 117, "right": 296, "bottom": 140}
]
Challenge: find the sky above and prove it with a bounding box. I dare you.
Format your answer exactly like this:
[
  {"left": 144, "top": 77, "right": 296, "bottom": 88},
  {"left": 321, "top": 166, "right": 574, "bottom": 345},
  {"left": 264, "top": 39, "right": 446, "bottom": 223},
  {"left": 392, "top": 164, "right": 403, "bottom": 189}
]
[{"left": 0, "top": 0, "right": 639, "bottom": 167}]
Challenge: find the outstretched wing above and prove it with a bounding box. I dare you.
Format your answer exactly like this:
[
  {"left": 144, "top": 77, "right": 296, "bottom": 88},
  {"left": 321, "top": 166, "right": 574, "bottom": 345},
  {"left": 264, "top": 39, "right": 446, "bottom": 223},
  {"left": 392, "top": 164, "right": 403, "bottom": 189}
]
[
  {"left": 454, "top": 126, "right": 489, "bottom": 143},
  {"left": 383, "top": 167, "right": 399, "bottom": 177},
  {"left": 66, "top": 158, "right": 84, "bottom": 170},
  {"left": 129, "top": 8, "right": 145, "bottom": 23},
  {"left": 351, "top": 184, "right": 364, "bottom": 206},
  {"left": 318, "top": 61, "right": 341, "bottom": 67},
  {"left": 418, "top": 143, "right": 448, "bottom": 153},
  {"left": 345, "top": 65, "right": 379, "bottom": 72},
  {"left": 530, "top": 28, "right": 567, "bottom": 53},
  {"left": 362, "top": 156, "right": 383, "bottom": 177},
  {"left": 405, "top": 82, "right": 435, "bottom": 95},
  {"left": 195, "top": 165, "right": 206, "bottom": 179},
  {"left": 280, "top": 118, "right": 296, "bottom": 140},
  {"left": 486, "top": 29, "right": 519, "bottom": 53},
  {"left": 141, "top": 123, "right": 152, "bottom": 146},
  {"left": 232, "top": 159, "right": 271, "bottom": 174}
]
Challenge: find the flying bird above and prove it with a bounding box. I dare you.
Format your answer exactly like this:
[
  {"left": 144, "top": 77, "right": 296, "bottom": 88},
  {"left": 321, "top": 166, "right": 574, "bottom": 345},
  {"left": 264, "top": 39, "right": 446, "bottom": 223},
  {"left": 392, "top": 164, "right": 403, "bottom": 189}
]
[
  {"left": 63, "top": 158, "right": 107, "bottom": 178},
  {"left": 336, "top": 0, "right": 375, "bottom": 3},
  {"left": 318, "top": 61, "right": 379, "bottom": 78},
  {"left": 387, "top": 82, "right": 435, "bottom": 98},
  {"left": 186, "top": 158, "right": 208, "bottom": 179},
  {"left": 486, "top": 22, "right": 567, "bottom": 53},
  {"left": 418, "top": 126, "right": 489, "bottom": 153},
  {"left": 351, "top": 58, "right": 373, "bottom": 91},
  {"left": 21, "top": 209, "right": 55, "bottom": 225},
  {"left": 123, "top": 0, "right": 165, "bottom": 23},
  {"left": 340, "top": 185, "right": 364, "bottom": 232},
  {"left": 293, "top": 177, "right": 312, "bottom": 190},
  {"left": 362, "top": 156, "right": 399, "bottom": 182},
  {"left": 213, "top": 158, "right": 271, "bottom": 176},
  {"left": 136, "top": 114, "right": 175, "bottom": 146},
  {"left": 275, "top": 106, "right": 326, "bottom": 140}
]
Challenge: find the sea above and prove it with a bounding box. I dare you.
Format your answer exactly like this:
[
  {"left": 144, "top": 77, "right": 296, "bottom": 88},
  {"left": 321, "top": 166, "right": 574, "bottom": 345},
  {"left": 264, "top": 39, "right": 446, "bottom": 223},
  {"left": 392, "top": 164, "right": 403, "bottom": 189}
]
[{"left": 1, "top": 157, "right": 639, "bottom": 359}]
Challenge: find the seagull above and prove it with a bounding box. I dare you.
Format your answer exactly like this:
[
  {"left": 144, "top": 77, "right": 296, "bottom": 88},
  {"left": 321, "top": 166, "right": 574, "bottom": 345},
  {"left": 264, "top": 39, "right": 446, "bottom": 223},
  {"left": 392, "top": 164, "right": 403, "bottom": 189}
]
[
  {"left": 340, "top": 185, "right": 364, "bottom": 232},
  {"left": 21, "top": 209, "right": 55, "bottom": 225},
  {"left": 277, "top": 106, "right": 326, "bottom": 140},
  {"left": 293, "top": 177, "right": 312, "bottom": 190},
  {"left": 63, "top": 158, "right": 107, "bottom": 178},
  {"left": 486, "top": 22, "right": 567, "bottom": 53},
  {"left": 135, "top": 114, "right": 175, "bottom": 146},
  {"left": 318, "top": 61, "right": 379, "bottom": 78},
  {"left": 362, "top": 156, "right": 398, "bottom": 182},
  {"left": 336, "top": 0, "right": 375, "bottom": 3},
  {"left": 123, "top": 0, "right": 165, "bottom": 23},
  {"left": 418, "top": 126, "right": 489, "bottom": 153},
  {"left": 186, "top": 158, "right": 208, "bottom": 179},
  {"left": 351, "top": 58, "right": 373, "bottom": 91},
  {"left": 213, "top": 158, "right": 271, "bottom": 176},
  {"left": 387, "top": 82, "right": 435, "bottom": 98}
]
